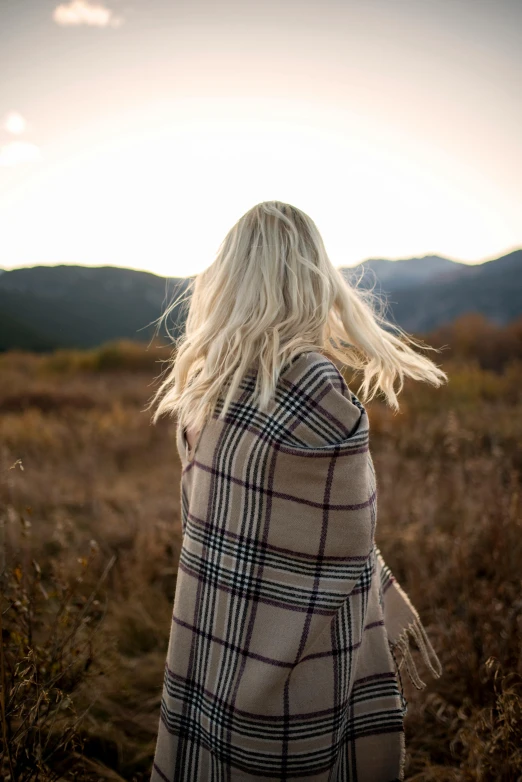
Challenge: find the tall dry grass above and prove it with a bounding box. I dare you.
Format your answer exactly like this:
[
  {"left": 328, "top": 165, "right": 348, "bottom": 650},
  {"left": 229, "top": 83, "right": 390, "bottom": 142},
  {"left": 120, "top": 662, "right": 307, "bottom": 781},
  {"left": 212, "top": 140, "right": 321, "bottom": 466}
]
[{"left": 1, "top": 322, "right": 521, "bottom": 780}]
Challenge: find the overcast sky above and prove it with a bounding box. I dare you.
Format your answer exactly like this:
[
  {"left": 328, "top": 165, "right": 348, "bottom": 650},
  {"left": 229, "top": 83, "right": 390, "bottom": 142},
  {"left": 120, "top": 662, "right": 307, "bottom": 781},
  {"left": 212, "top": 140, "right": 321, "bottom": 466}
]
[{"left": 0, "top": 0, "right": 520, "bottom": 277}]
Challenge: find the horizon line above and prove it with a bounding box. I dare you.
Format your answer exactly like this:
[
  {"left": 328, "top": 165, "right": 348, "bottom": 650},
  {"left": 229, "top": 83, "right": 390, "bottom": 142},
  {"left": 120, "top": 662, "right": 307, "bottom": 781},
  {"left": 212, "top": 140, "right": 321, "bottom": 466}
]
[{"left": 0, "top": 244, "right": 521, "bottom": 278}]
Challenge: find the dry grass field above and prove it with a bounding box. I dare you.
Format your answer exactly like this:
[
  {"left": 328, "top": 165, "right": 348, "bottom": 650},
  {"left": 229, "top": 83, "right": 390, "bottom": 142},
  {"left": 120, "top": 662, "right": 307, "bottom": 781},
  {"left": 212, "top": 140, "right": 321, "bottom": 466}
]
[{"left": 1, "top": 317, "right": 522, "bottom": 781}]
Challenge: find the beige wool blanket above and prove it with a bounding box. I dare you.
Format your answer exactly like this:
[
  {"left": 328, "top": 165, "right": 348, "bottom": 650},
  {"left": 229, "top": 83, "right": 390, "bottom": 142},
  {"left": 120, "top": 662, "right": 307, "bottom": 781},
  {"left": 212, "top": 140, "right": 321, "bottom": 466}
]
[{"left": 151, "top": 350, "right": 442, "bottom": 781}]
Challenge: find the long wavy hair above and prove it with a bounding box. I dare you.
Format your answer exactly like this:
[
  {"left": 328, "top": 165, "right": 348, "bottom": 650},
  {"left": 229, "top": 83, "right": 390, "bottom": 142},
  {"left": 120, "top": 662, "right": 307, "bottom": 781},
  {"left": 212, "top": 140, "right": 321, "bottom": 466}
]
[{"left": 147, "top": 200, "right": 447, "bottom": 434}]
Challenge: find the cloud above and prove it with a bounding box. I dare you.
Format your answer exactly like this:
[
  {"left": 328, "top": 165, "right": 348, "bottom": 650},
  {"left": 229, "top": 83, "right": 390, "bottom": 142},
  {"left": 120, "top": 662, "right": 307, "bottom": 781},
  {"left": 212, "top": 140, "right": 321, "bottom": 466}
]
[
  {"left": 53, "top": 1, "right": 123, "bottom": 28},
  {"left": 0, "top": 141, "right": 42, "bottom": 167},
  {"left": 3, "top": 112, "right": 27, "bottom": 135}
]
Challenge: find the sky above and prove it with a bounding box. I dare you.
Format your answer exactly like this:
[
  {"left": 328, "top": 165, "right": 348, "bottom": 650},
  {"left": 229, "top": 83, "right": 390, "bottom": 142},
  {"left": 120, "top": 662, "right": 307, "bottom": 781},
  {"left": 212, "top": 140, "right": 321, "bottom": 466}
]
[{"left": 0, "top": 0, "right": 520, "bottom": 278}]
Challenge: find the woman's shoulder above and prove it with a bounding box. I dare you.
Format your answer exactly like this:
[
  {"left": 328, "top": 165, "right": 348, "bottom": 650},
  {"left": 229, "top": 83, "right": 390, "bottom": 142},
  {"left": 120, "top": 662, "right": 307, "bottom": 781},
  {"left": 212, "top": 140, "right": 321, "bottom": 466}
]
[
  {"left": 281, "top": 350, "right": 349, "bottom": 392},
  {"left": 276, "top": 350, "right": 366, "bottom": 450}
]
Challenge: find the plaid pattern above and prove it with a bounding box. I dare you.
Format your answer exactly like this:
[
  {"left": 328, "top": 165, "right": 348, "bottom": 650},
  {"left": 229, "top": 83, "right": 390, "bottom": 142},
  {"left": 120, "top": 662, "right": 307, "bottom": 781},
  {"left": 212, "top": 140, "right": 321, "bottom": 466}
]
[{"left": 151, "top": 350, "right": 442, "bottom": 781}]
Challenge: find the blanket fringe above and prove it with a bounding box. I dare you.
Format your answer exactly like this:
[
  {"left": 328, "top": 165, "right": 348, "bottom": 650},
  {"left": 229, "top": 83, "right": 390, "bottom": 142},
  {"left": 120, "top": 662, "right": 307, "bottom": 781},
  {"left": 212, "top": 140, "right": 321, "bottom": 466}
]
[{"left": 392, "top": 616, "right": 443, "bottom": 690}]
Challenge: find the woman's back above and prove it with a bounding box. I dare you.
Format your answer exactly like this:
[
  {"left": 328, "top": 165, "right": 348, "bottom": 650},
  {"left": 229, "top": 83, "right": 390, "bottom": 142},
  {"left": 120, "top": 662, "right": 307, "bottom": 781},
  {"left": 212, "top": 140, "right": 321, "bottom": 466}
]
[{"left": 151, "top": 351, "right": 409, "bottom": 781}]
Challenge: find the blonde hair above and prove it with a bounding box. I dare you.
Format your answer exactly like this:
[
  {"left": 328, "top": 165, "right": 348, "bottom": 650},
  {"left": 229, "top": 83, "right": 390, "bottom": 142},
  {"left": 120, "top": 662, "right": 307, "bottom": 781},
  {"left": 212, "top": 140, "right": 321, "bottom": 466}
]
[{"left": 147, "top": 200, "right": 447, "bottom": 433}]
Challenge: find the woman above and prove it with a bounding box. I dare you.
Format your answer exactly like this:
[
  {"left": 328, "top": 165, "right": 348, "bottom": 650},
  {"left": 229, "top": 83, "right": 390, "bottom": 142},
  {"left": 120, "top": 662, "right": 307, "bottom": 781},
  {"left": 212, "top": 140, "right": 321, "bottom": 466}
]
[{"left": 148, "top": 201, "right": 447, "bottom": 781}]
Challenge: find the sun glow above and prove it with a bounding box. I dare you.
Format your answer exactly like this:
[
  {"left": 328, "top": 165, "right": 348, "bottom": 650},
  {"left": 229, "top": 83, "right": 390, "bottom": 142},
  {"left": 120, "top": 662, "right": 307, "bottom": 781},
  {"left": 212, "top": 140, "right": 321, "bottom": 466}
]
[{"left": 0, "top": 97, "right": 518, "bottom": 276}]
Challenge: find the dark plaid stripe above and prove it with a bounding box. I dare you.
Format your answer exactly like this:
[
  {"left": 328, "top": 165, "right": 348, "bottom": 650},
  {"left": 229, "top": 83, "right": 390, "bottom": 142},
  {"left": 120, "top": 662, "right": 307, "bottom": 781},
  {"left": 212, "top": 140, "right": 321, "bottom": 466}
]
[
  {"left": 162, "top": 665, "right": 400, "bottom": 724},
  {"left": 178, "top": 545, "right": 373, "bottom": 612},
  {"left": 184, "top": 458, "right": 374, "bottom": 505},
  {"left": 158, "top": 699, "right": 403, "bottom": 778},
  {"left": 187, "top": 509, "right": 371, "bottom": 562},
  {"left": 176, "top": 559, "right": 363, "bottom": 616},
  {"left": 376, "top": 545, "right": 396, "bottom": 594},
  {"left": 152, "top": 762, "right": 170, "bottom": 782}
]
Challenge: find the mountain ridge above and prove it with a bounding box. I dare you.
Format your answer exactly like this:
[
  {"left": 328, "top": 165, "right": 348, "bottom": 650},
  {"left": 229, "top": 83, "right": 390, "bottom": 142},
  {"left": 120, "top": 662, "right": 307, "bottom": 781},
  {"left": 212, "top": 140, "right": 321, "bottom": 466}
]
[{"left": 0, "top": 249, "right": 520, "bottom": 351}]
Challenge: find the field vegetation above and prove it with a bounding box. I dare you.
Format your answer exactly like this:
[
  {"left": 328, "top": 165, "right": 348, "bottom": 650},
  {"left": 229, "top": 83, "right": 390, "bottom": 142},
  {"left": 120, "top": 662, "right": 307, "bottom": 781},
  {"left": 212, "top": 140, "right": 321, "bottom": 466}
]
[{"left": 1, "top": 312, "right": 521, "bottom": 780}]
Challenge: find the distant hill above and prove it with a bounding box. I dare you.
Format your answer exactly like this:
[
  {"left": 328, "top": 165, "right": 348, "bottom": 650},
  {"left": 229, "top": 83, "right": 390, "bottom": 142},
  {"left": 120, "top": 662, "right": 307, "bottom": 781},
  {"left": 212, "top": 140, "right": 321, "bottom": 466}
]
[
  {"left": 0, "top": 308, "right": 55, "bottom": 352},
  {"left": 0, "top": 265, "right": 191, "bottom": 351},
  {"left": 383, "top": 249, "right": 522, "bottom": 333},
  {"left": 340, "top": 249, "right": 522, "bottom": 333},
  {"left": 0, "top": 250, "right": 520, "bottom": 351},
  {"left": 342, "top": 254, "right": 465, "bottom": 291}
]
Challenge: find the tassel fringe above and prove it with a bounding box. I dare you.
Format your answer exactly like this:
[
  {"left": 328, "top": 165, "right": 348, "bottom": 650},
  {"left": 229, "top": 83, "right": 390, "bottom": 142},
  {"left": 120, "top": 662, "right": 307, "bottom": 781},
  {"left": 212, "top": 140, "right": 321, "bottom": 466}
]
[{"left": 392, "top": 616, "right": 443, "bottom": 690}]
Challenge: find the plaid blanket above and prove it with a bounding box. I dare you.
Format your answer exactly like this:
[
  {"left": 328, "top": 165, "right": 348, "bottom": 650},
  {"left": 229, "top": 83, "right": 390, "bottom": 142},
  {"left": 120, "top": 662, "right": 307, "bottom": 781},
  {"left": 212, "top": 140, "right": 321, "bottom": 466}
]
[{"left": 151, "top": 350, "right": 442, "bottom": 781}]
